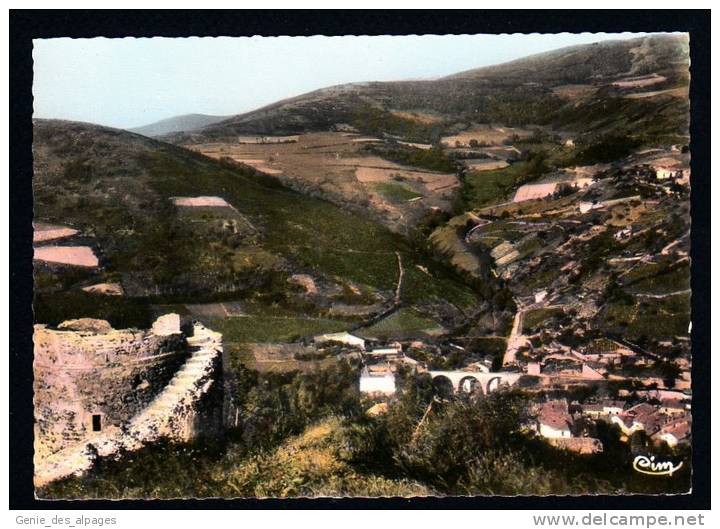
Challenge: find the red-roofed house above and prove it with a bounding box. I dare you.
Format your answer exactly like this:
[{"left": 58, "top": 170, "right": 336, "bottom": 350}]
[{"left": 537, "top": 400, "right": 573, "bottom": 439}]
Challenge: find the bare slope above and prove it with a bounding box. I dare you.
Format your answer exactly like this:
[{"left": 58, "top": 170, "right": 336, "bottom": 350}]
[
  {"left": 176, "top": 35, "right": 689, "bottom": 144},
  {"left": 33, "top": 119, "right": 490, "bottom": 334}
]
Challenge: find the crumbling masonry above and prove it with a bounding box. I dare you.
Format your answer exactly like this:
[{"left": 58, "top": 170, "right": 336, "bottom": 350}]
[{"left": 33, "top": 314, "right": 223, "bottom": 487}]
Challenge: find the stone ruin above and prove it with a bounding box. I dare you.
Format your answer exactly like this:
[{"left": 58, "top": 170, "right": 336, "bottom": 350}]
[{"left": 33, "top": 313, "right": 223, "bottom": 488}]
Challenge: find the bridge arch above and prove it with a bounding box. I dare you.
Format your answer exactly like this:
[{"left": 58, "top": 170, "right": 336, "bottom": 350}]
[
  {"left": 458, "top": 375, "right": 483, "bottom": 395},
  {"left": 486, "top": 376, "right": 503, "bottom": 394},
  {"left": 432, "top": 375, "right": 454, "bottom": 399},
  {"left": 428, "top": 371, "right": 521, "bottom": 396}
]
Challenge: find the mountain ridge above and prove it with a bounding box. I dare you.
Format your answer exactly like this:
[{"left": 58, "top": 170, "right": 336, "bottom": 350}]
[
  {"left": 129, "top": 113, "right": 230, "bottom": 137},
  {"left": 167, "top": 34, "right": 688, "bottom": 144}
]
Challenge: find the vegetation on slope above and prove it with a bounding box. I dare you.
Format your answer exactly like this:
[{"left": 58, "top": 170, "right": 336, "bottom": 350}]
[
  {"left": 33, "top": 120, "right": 484, "bottom": 330},
  {"left": 40, "top": 364, "right": 691, "bottom": 499}
]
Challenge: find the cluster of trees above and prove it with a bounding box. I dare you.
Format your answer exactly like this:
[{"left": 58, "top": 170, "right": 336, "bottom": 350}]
[
  {"left": 365, "top": 143, "right": 457, "bottom": 173},
  {"left": 572, "top": 134, "right": 641, "bottom": 165}
]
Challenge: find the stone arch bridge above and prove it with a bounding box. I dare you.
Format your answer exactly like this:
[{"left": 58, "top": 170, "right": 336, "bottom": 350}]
[{"left": 428, "top": 371, "right": 523, "bottom": 395}]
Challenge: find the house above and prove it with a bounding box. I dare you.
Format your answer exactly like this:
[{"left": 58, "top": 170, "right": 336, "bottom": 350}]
[
  {"left": 582, "top": 363, "right": 606, "bottom": 380},
  {"left": 652, "top": 418, "right": 691, "bottom": 448},
  {"left": 534, "top": 290, "right": 548, "bottom": 304},
  {"left": 537, "top": 400, "right": 573, "bottom": 439},
  {"left": 359, "top": 368, "right": 396, "bottom": 396},
  {"left": 466, "top": 361, "right": 491, "bottom": 373},
  {"left": 367, "top": 348, "right": 403, "bottom": 360},
  {"left": 581, "top": 400, "right": 625, "bottom": 419},
  {"left": 612, "top": 402, "right": 667, "bottom": 437},
  {"left": 314, "top": 331, "right": 365, "bottom": 350},
  {"left": 601, "top": 400, "right": 625, "bottom": 416},
  {"left": 526, "top": 362, "right": 541, "bottom": 376},
  {"left": 659, "top": 399, "right": 688, "bottom": 416}
]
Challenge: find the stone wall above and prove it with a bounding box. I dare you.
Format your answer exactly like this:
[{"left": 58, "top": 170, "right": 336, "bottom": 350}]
[
  {"left": 33, "top": 314, "right": 188, "bottom": 459},
  {"left": 33, "top": 316, "right": 225, "bottom": 488}
]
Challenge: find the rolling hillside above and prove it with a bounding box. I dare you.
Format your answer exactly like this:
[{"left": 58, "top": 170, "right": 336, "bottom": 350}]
[
  {"left": 33, "top": 119, "right": 502, "bottom": 337},
  {"left": 173, "top": 34, "right": 689, "bottom": 144}
]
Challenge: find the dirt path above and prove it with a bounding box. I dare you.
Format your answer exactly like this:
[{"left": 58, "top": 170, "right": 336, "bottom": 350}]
[
  {"left": 636, "top": 289, "right": 691, "bottom": 299},
  {"left": 463, "top": 217, "right": 492, "bottom": 244},
  {"left": 394, "top": 251, "right": 404, "bottom": 304},
  {"left": 503, "top": 302, "right": 528, "bottom": 367}
]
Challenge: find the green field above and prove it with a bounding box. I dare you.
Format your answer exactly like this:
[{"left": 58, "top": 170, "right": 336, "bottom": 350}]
[
  {"left": 211, "top": 315, "right": 349, "bottom": 344},
  {"left": 373, "top": 182, "right": 423, "bottom": 202},
  {"left": 357, "top": 308, "right": 443, "bottom": 340}
]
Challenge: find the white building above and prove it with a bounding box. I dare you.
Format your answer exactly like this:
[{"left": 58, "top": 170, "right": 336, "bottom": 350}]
[{"left": 359, "top": 372, "right": 396, "bottom": 396}]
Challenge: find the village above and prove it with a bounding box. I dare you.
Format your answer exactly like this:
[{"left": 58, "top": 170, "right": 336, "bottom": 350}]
[{"left": 309, "top": 324, "right": 691, "bottom": 456}]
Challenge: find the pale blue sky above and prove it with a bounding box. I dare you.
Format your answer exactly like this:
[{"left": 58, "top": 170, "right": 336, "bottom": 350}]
[{"left": 33, "top": 33, "right": 651, "bottom": 129}]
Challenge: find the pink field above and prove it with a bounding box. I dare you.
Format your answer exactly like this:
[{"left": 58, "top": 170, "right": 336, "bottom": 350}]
[
  {"left": 173, "top": 196, "right": 231, "bottom": 207},
  {"left": 33, "top": 223, "right": 78, "bottom": 243},
  {"left": 612, "top": 74, "right": 666, "bottom": 88},
  {"left": 441, "top": 126, "right": 532, "bottom": 147},
  {"left": 34, "top": 246, "right": 99, "bottom": 267},
  {"left": 236, "top": 135, "right": 299, "bottom": 144},
  {"left": 355, "top": 167, "right": 403, "bottom": 183},
  {"left": 82, "top": 282, "right": 123, "bottom": 296},
  {"left": 623, "top": 87, "right": 687, "bottom": 99},
  {"left": 329, "top": 157, "right": 400, "bottom": 169},
  {"left": 422, "top": 174, "right": 460, "bottom": 192},
  {"left": 513, "top": 183, "right": 558, "bottom": 202}
]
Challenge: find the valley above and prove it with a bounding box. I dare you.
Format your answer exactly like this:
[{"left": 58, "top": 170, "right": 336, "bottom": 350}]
[{"left": 32, "top": 33, "right": 693, "bottom": 498}]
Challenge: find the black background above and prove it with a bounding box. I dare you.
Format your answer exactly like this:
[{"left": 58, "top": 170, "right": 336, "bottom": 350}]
[{"left": 9, "top": 9, "right": 711, "bottom": 510}]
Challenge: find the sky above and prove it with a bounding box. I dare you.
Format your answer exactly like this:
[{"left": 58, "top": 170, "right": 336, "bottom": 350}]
[{"left": 33, "top": 33, "right": 651, "bottom": 130}]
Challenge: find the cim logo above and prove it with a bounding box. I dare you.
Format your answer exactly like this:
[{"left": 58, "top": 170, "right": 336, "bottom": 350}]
[{"left": 632, "top": 455, "right": 683, "bottom": 476}]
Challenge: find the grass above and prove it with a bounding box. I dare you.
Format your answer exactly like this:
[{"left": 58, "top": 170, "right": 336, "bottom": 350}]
[
  {"left": 461, "top": 165, "right": 520, "bottom": 207},
  {"left": 33, "top": 291, "right": 153, "bottom": 329},
  {"left": 522, "top": 307, "right": 565, "bottom": 334},
  {"left": 373, "top": 182, "right": 423, "bottom": 202},
  {"left": 597, "top": 293, "right": 690, "bottom": 341},
  {"left": 39, "top": 417, "right": 431, "bottom": 499},
  {"left": 357, "top": 308, "right": 443, "bottom": 340},
  {"left": 225, "top": 343, "right": 339, "bottom": 373},
  {"left": 211, "top": 315, "right": 349, "bottom": 344},
  {"left": 221, "top": 418, "right": 431, "bottom": 498},
  {"left": 33, "top": 122, "right": 482, "bottom": 328},
  {"left": 620, "top": 261, "right": 690, "bottom": 296}
]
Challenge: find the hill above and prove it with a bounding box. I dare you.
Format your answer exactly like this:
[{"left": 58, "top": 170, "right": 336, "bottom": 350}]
[
  {"left": 33, "top": 119, "right": 508, "bottom": 343},
  {"left": 129, "top": 113, "right": 229, "bottom": 137},
  {"left": 173, "top": 34, "right": 689, "bottom": 145}
]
